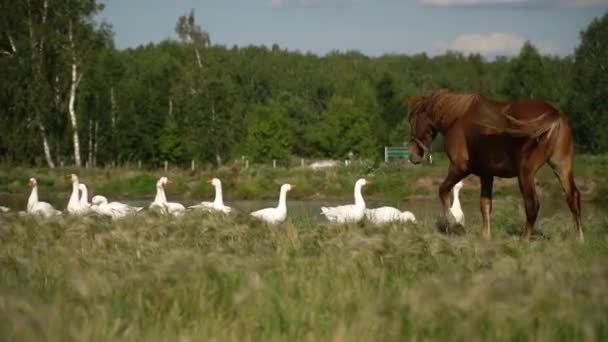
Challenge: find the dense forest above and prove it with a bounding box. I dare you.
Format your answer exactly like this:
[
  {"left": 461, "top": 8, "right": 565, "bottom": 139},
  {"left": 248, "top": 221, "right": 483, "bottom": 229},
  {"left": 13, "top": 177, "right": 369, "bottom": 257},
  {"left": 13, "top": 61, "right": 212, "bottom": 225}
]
[{"left": 1, "top": 1, "right": 607, "bottom": 168}]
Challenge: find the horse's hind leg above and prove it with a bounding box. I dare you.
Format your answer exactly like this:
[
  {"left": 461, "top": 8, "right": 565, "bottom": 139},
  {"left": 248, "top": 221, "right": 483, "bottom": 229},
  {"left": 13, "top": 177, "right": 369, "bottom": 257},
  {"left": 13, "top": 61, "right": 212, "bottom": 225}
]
[
  {"left": 549, "top": 156, "right": 583, "bottom": 242},
  {"left": 518, "top": 171, "right": 540, "bottom": 242},
  {"left": 548, "top": 122, "right": 584, "bottom": 241}
]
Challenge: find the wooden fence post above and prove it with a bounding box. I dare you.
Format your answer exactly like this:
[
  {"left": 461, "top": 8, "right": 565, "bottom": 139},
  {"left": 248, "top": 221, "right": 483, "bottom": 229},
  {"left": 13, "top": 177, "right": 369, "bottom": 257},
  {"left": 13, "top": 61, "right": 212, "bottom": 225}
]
[
  {"left": 273, "top": 159, "right": 276, "bottom": 169},
  {"left": 191, "top": 159, "right": 195, "bottom": 171},
  {"left": 164, "top": 160, "right": 168, "bottom": 172}
]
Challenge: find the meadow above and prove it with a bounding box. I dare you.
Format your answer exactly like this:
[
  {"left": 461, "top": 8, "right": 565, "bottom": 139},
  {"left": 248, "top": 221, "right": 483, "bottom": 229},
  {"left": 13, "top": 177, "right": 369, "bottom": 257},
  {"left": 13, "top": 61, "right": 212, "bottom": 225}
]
[
  {"left": 2, "top": 153, "right": 608, "bottom": 206},
  {"left": 1, "top": 157, "right": 608, "bottom": 341},
  {"left": 0, "top": 208, "right": 607, "bottom": 341}
]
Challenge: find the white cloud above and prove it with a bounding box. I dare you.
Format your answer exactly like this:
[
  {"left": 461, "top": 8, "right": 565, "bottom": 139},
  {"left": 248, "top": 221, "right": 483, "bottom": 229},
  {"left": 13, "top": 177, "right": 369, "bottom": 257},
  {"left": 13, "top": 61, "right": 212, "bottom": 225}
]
[
  {"left": 419, "top": 0, "right": 608, "bottom": 7},
  {"left": 268, "top": 0, "right": 359, "bottom": 9},
  {"left": 433, "top": 32, "right": 559, "bottom": 57}
]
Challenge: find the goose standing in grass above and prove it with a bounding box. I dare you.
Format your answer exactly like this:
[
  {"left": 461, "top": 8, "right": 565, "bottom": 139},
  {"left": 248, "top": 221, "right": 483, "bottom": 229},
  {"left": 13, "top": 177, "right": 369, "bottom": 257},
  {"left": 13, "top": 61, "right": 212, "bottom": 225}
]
[
  {"left": 0, "top": 206, "right": 10, "bottom": 213},
  {"left": 321, "top": 178, "right": 370, "bottom": 223},
  {"left": 149, "top": 176, "right": 185, "bottom": 216},
  {"left": 66, "top": 174, "right": 89, "bottom": 215},
  {"left": 27, "top": 178, "right": 61, "bottom": 217},
  {"left": 91, "top": 195, "right": 143, "bottom": 219},
  {"left": 250, "top": 184, "right": 295, "bottom": 224},
  {"left": 188, "top": 178, "right": 232, "bottom": 213},
  {"left": 365, "top": 206, "right": 416, "bottom": 224},
  {"left": 450, "top": 181, "right": 465, "bottom": 225}
]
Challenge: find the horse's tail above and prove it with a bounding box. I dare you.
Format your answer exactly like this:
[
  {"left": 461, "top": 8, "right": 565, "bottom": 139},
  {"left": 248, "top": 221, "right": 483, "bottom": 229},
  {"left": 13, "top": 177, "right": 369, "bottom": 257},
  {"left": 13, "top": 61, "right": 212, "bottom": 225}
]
[{"left": 477, "top": 104, "right": 561, "bottom": 140}]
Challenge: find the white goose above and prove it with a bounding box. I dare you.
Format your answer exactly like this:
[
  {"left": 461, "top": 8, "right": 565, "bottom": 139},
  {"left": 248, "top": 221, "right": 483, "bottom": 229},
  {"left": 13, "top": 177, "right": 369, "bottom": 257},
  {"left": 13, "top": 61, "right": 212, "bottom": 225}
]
[
  {"left": 321, "top": 178, "right": 369, "bottom": 223},
  {"left": 66, "top": 174, "right": 89, "bottom": 215},
  {"left": 27, "top": 178, "right": 61, "bottom": 217},
  {"left": 149, "top": 176, "right": 186, "bottom": 216},
  {"left": 91, "top": 195, "right": 143, "bottom": 219},
  {"left": 78, "top": 183, "right": 91, "bottom": 208},
  {"left": 0, "top": 206, "right": 9, "bottom": 213},
  {"left": 365, "top": 206, "right": 416, "bottom": 224},
  {"left": 450, "top": 181, "right": 465, "bottom": 225},
  {"left": 188, "top": 178, "right": 232, "bottom": 213},
  {"left": 250, "top": 184, "right": 295, "bottom": 224}
]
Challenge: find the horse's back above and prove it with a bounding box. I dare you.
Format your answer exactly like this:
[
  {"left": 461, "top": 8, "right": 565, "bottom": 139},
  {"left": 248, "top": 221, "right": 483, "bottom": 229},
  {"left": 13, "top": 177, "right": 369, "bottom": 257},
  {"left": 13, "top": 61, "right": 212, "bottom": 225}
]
[{"left": 507, "top": 99, "right": 561, "bottom": 120}]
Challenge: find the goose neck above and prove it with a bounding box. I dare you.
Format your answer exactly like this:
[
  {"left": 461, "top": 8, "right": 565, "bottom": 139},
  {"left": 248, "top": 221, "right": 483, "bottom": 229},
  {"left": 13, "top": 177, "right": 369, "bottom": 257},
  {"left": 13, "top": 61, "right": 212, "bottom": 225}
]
[
  {"left": 277, "top": 188, "right": 288, "bottom": 210},
  {"left": 28, "top": 185, "right": 38, "bottom": 210},
  {"left": 213, "top": 183, "right": 224, "bottom": 205},
  {"left": 155, "top": 185, "right": 167, "bottom": 204},
  {"left": 452, "top": 187, "right": 461, "bottom": 207},
  {"left": 354, "top": 184, "right": 365, "bottom": 207}
]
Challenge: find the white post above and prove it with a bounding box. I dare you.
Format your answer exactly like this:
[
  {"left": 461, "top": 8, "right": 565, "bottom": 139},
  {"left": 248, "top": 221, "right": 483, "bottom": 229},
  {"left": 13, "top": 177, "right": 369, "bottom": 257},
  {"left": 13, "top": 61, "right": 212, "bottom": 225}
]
[
  {"left": 384, "top": 146, "right": 388, "bottom": 163},
  {"left": 164, "top": 160, "right": 168, "bottom": 172},
  {"left": 191, "top": 159, "right": 195, "bottom": 171},
  {"left": 273, "top": 159, "right": 276, "bottom": 169},
  {"left": 138, "top": 160, "right": 141, "bottom": 169},
  {"left": 301, "top": 158, "right": 304, "bottom": 168},
  {"left": 245, "top": 159, "right": 249, "bottom": 169}
]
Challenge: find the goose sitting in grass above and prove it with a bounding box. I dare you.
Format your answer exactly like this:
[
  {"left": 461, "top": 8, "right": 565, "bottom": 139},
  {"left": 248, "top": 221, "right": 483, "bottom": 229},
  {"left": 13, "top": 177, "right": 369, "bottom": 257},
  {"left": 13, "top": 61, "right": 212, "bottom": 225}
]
[
  {"left": 149, "top": 176, "right": 185, "bottom": 216},
  {"left": 91, "top": 195, "right": 143, "bottom": 219},
  {"left": 66, "top": 174, "right": 90, "bottom": 215},
  {"left": 27, "top": 178, "right": 61, "bottom": 217},
  {"left": 78, "top": 183, "right": 92, "bottom": 210},
  {"left": 450, "top": 181, "right": 464, "bottom": 226},
  {"left": 365, "top": 206, "right": 416, "bottom": 224},
  {"left": 250, "top": 184, "right": 295, "bottom": 224},
  {"left": 321, "top": 178, "right": 370, "bottom": 223},
  {"left": 0, "top": 206, "right": 10, "bottom": 213},
  {"left": 188, "top": 178, "right": 232, "bottom": 213}
]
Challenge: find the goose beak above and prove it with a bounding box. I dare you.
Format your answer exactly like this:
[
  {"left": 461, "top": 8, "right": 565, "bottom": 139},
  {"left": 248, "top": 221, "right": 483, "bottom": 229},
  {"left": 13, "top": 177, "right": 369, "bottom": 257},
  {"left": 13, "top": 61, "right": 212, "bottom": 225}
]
[
  {"left": 365, "top": 179, "right": 372, "bottom": 185},
  {"left": 290, "top": 184, "right": 296, "bottom": 189},
  {"left": 207, "top": 179, "right": 213, "bottom": 184},
  {"left": 65, "top": 174, "right": 72, "bottom": 179}
]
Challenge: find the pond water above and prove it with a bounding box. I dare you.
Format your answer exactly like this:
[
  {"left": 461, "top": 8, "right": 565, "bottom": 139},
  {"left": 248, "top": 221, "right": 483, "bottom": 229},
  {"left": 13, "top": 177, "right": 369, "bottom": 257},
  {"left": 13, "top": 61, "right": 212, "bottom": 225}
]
[{"left": 1, "top": 192, "right": 606, "bottom": 224}]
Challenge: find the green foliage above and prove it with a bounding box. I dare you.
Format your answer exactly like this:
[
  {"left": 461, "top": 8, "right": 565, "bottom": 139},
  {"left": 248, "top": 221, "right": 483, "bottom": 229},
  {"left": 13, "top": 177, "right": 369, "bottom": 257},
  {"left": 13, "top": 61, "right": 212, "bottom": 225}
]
[
  {"left": 502, "top": 42, "right": 552, "bottom": 100},
  {"left": 568, "top": 12, "right": 608, "bottom": 152},
  {"left": 158, "top": 116, "right": 183, "bottom": 163},
  {"left": 1, "top": 4, "right": 606, "bottom": 166},
  {"left": 246, "top": 102, "right": 293, "bottom": 164}
]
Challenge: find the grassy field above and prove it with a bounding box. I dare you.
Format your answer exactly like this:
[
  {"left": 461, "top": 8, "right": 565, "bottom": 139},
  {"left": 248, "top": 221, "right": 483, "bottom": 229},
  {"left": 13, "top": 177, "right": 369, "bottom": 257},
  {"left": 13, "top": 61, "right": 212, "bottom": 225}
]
[
  {"left": 0, "top": 208, "right": 607, "bottom": 341},
  {"left": 2, "top": 153, "right": 608, "bottom": 206}
]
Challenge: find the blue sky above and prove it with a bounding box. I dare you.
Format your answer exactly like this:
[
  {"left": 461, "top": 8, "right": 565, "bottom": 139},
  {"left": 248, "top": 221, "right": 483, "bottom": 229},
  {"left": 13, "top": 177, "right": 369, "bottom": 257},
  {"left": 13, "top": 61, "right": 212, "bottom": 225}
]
[{"left": 99, "top": 0, "right": 607, "bottom": 57}]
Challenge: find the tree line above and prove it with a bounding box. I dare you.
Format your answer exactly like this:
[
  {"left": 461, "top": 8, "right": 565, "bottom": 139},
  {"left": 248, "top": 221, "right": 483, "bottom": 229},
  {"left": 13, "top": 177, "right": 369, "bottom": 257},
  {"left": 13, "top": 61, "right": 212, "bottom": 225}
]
[{"left": 1, "top": 1, "right": 607, "bottom": 168}]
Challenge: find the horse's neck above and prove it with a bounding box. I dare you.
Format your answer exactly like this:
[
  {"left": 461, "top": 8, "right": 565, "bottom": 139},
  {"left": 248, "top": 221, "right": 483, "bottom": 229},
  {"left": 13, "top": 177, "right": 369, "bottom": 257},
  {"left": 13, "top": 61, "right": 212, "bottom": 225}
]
[
  {"left": 213, "top": 184, "right": 223, "bottom": 205},
  {"left": 354, "top": 185, "right": 365, "bottom": 208},
  {"left": 155, "top": 186, "right": 167, "bottom": 204},
  {"left": 28, "top": 186, "right": 38, "bottom": 209}
]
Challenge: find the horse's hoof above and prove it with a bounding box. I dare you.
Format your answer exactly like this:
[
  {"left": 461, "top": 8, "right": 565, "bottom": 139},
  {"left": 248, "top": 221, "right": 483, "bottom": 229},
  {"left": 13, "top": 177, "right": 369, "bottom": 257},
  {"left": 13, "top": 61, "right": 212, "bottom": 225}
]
[
  {"left": 449, "top": 223, "right": 466, "bottom": 235},
  {"left": 435, "top": 218, "right": 466, "bottom": 235}
]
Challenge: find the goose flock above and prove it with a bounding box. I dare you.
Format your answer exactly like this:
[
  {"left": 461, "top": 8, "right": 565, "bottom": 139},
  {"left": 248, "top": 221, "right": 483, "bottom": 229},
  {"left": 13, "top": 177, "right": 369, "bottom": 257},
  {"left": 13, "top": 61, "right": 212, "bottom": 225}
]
[{"left": 2, "top": 175, "right": 466, "bottom": 226}]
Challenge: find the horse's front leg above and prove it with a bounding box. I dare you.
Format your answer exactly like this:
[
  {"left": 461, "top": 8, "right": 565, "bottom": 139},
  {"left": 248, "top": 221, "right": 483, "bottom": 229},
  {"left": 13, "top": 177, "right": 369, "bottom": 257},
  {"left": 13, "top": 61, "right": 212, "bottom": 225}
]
[
  {"left": 480, "top": 175, "right": 494, "bottom": 239},
  {"left": 439, "top": 164, "right": 469, "bottom": 226}
]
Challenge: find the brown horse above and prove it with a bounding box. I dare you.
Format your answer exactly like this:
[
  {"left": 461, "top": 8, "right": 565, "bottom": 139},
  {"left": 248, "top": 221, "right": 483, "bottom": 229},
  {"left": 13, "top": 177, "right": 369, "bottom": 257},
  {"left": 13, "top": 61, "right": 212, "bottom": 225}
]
[{"left": 404, "top": 89, "right": 583, "bottom": 241}]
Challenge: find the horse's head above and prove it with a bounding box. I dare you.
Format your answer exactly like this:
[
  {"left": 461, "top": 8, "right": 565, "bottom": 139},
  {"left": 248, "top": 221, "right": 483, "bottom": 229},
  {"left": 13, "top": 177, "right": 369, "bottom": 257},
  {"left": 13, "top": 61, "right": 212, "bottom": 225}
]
[{"left": 404, "top": 95, "right": 437, "bottom": 165}]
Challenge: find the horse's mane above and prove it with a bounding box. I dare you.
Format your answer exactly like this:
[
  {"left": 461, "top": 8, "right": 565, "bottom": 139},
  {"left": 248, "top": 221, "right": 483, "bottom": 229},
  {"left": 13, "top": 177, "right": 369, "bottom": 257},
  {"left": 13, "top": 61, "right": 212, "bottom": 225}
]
[{"left": 417, "top": 89, "right": 482, "bottom": 125}]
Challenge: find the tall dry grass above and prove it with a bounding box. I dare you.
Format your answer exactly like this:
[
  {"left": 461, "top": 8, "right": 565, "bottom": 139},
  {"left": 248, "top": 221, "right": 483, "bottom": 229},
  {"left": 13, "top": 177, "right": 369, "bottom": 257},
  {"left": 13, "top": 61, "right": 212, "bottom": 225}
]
[{"left": 0, "top": 207, "right": 606, "bottom": 341}]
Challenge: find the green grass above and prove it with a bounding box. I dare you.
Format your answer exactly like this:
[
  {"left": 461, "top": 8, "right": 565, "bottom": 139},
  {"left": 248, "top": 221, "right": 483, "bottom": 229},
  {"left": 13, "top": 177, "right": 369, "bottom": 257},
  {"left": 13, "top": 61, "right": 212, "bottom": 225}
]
[
  {"left": 0, "top": 208, "right": 607, "bottom": 341},
  {"left": 4, "top": 153, "right": 608, "bottom": 206}
]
